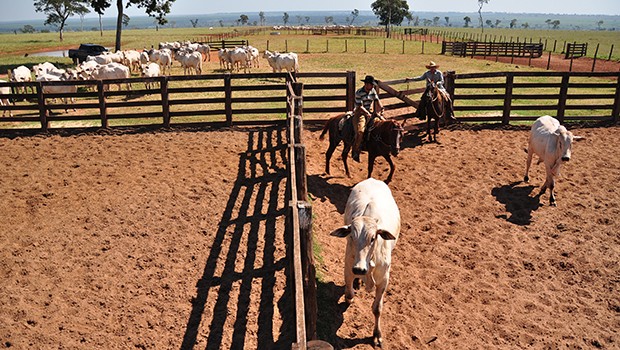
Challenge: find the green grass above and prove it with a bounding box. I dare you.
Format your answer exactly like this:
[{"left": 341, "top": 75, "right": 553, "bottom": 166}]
[{"left": 0, "top": 27, "right": 617, "bottom": 128}]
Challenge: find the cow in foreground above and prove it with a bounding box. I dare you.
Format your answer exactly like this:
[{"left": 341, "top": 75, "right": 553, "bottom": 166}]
[
  {"left": 524, "top": 115, "right": 584, "bottom": 206},
  {"left": 330, "top": 178, "right": 401, "bottom": 347}
]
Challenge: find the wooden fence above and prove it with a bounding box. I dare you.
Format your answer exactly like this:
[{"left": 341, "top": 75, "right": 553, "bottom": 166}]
[
  {"left": 1, "top": 70, "right": 618, "bottom": 131},
  {"left": 565, "top": 43, "right": 588, "bottom": 59},
  {"left": 0, "top": 72, "right": 356, "bottom": 131},
  {"left": 442, "top": 41, "right": 544, "bottom": 58},
  {"left": 446, "top": 71, "right": 620, "bottom": 123}
]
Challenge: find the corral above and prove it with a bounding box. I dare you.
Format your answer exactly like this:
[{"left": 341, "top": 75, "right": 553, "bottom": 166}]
[
  {"left": 1, "top": 119, "right": 618, "bottom": 349},
  {"left": 1, "top": 27, "right": 619, "bottom": 350}
]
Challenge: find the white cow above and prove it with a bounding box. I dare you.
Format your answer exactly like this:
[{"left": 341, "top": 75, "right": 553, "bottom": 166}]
[
  {"left": 330, "top": 178, "right": 401, "bottom": 347},
  {"left": 10, "top": 65, "right": 33, "bottom": 94},
  {"left": 263, "top": 50, "right": 299, "bottom": 73},
  {"left": 37, "top": 72, "right": 79, "bottom": 113},
  {"left": 524, "top": 115, "right": 584, "bottom": 206},
  {"left": 173, "top": 49, "right": 202, "bottom": 75},
  {"left": 90, "top": 63, "right": 131, "bottom": 91},
  {"left": 141, "top": 62, "right": 160, "bottom": 89},
  {"left": 32, "top": 62, "right": 65, "bottom": 78},
  {"left": 0, "top": 80, "right": 14, "bottom": 117},
  {"left": 218, "top": 48, "right": 231, "bottom": 70},
  {"left": 228, "top": 47, "right": 251, "bottom": 73}
]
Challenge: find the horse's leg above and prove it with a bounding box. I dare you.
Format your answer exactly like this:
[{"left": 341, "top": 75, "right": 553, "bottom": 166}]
[
  {"left": 342, "top": 142, "right": 352, "bottom": 177},
  {"left": 426, "top": 118, "right": 433, "bottom": 142},
  {"left": 434, "top": 117, "right": 439, "bottom": 142},
  {"left": 384, "top": 155, "right": 395, "bottom": 184},
  {"left": 324, "top": 140, "right": 338, "bottom": 175},
  {"left": 367, "top": 152, "right": 377, "bottom": 179}
]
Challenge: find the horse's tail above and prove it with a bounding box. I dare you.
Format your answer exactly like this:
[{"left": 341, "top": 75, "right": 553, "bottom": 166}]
[{"left": 319, "top": 119, "right": 331, "bottom": 140}]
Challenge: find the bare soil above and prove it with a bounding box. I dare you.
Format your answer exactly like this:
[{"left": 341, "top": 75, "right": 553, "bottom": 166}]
[{"left": 0, "top": 119, "right": 619, "bottom": 350}]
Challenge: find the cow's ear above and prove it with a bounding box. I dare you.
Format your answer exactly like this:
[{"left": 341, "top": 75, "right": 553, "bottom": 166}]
[
  {"left": 376, "top": 229, "right": 396, "bottom": 240},
  {"left": 573, "top": 135, "right": 585, "bottom": 141},
  {"left": 330, "top": 225, "right": 351, "bottom": 238}
]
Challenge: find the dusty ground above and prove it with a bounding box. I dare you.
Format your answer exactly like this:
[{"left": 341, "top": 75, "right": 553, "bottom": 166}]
[{"left": 0, "top": 120, "right": 619, "bottom": 350}]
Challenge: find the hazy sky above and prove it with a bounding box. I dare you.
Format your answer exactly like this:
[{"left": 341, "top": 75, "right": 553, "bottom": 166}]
[{"left": 1, "top": 0, "right": 618, "bottom": 21}]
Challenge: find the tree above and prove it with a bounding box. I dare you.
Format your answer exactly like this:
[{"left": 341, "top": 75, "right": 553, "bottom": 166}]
[
  {"left": 325, "top": 16, "right": 334, "bottom": 25},
  {"left": 371, "top": 0, "right": 410, "bottom": 38},
  {"left": 20, "top": 25, "right": 37, "bottom": 33},
  {"left": 406, "top": 12, "right": 413, "bottom": 26},
  {"left": 509, "top": 19, "right": 517, "bottom": 28},
  {"left": 240, "top": 14, "right": 249, "bottom": 25},
  {"left": 350, "top": 9, "right": 359, "bottom": 25},
  {"left": 190, "top": 19, "right": 199, "bottom": 28},
  {"left": 545, "top": 19, "right": 552, "bottom": 29},
  {"left": 463, "top": 16, "right": 471, "bottom": 28},
  {"left": 597, "top": 20, "right": 604, "bottom": 30},
  {"left": 259, "top": 11, "right": 265, "bottom": 26},
  {"left": 283, "top": 12, "right": 289, "bottom": 25},
  {"left": 296, "top": 15, "right": 303, "bottom": 24},
  {"left": 495, "top": 19, "right": 501, "bottom": 28},
  {"left": 444, "top": 16, "right": 450, "bottom": 27},
  {"left": 477, "top": 0, "right": 489, "bottom": 32},
  {"left": 485, "top": 19, "right": 493, "bottom": 28},
  {"left": 433, "top": 16, "right": 440, "bottom": 26},
  {"left": 521, "top": 22, "right": 529, "bottom": 29},
  {"left": 218, "top": 19, "right": 224, "bottom": 27},
  {"left": 122, "top": 13, "right": 130, "bottom": 27},
  {"left": 305, "top": 16, "right": 310, "bottom": 24},
  {"left": 89, "top": 0, "right": 111, "bottom": 36},
  {"left": 34, "top": 0, "right": 90, "bottom": 42},
  {"left": 551, "top": 20, "right": 560, "bottom": 29}
]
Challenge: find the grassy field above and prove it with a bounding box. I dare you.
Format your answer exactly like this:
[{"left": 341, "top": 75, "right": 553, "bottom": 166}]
[{"left": 0, "top": 27, "right": 617, "bottom": 128}]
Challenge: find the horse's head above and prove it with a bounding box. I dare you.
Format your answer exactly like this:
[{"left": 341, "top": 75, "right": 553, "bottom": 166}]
[{"left": 388, "top": 120, "right": 404, "bottom": 157}]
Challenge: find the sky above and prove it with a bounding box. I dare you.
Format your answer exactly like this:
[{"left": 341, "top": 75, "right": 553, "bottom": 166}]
[{"left": 0, "top": 0, "right": 618, "bottom": 22}]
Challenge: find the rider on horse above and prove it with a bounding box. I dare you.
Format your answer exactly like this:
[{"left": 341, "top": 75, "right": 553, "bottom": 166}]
[
  {"left": 352, "top": 75, "right": 385, "bottom": 163},
  {"left": 407, "top": 61, "right": 457, "bottom": 123}
]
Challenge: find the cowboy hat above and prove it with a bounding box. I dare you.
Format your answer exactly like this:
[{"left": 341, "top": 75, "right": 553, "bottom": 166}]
[
  {"left": 361, "top": 75, "right": 376, "bottom": 84},
  {"left": 425, "top": 61, "right": 439, "bottom": 69}
]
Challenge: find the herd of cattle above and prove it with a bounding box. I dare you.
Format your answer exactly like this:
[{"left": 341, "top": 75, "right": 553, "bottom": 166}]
[{"left": 0, "top": 40, "right": 302, "bottom": 114}]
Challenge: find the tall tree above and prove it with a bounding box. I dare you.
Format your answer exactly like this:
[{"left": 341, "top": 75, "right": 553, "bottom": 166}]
[
  {"left": 34, "top": 0, "right": 90, "bottom": 42},
  {"left": 90, "top": 0, "right": 110, "bottom": 36},
  {"left": 463, "top": 16, "right": 471, "bottom": 28},
  {"left": 596, "top": 20, "right": 604, "bottom": 30},
  {"left": 101, "top": 0, "right": 175, "bottom": 52},
  {"left": 350, "top": 9, "right": 359, "bottom": 25},
  {"left": 371, "top": 0, "right": 410, "bottom": 38},
  {"left": 509, "top": 19, "right": 517, "bottom": 28},
  {"left": 283, "top": 12, "right": 289, "bottom": 25},
  {"left": 190, "top": 19, "right": 199, "bottom": 28},
  {"left": 259, "top": 11, "right": 265, "bottom": 26},
  {"left": 477, "top": 0, "right": 489, "bottom": 32},
  {"left": 239, "top": 14, "right": 249, "bottom": 25},
  {"left": 433, "top": 16, "right": 440, "bottom": 26},
  {"left": 444, "top": 16, "right": 450, "bottom": 26}
]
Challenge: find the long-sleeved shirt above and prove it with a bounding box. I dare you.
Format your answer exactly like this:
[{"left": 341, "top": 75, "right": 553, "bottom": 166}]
[{"left": 411, "top": 70, "right": 445, "bottom": 90}]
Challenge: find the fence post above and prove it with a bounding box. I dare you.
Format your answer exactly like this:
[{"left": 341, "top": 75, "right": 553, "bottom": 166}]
[
  {"left": 591, "top": 43, "right": 600, "bottom": 72},
  {"left": 557, "top": 73, "right": 570, "bottom": 123},
  {"left": 445, "top": 70, "right": 456, "bottom": 102},
  {"left": 224, "top": 73, "right": 233, "bottom": 126},
  {"left": 161, "top": 76, "right": 170, "bottom": 127},
  {"left": 612, "top": 74, "right": 620, "bottom": 123},
  {"left": 345, "top": 71, "right": 356, "bottom": 112},
  {"left": 36, "top": 82, "right": 48, "bottom": 131},
  {"left": 546, "top": 51, "right": 552, "bottom": 70},
  {"left": 97, "top": 80, "right": 108, "bottom": 129},
  {"left": 502, "top": 74, "right": 514, "bottom": 125}
]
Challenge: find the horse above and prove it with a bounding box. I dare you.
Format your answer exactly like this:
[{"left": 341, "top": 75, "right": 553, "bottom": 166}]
[
  {"left": 424, "top": 80, "right": 456, "bottom": 142},
  {"left": 319, "top": 113, "right": 404, "bottom": 184}
]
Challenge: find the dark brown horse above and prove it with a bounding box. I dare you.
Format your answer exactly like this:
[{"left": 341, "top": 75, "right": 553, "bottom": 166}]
[
  {"left": 320, "top": 113, "right": 404, "bottom": 184},
  {"left": 422, "top": 80, "right": 447, "bottom": 142}
]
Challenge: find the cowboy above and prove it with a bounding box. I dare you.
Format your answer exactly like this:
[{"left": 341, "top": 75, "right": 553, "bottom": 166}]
[
  {"left": 407, "top": 61, "right": 457, "bottom": 123},
  {"left": 352, "top": 75, "right": 385, "bottom": 162}
]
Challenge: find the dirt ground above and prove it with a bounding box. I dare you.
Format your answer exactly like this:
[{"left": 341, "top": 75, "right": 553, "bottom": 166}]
[{"left": 0, "top": 119, "right": 619, "bottom": 350}]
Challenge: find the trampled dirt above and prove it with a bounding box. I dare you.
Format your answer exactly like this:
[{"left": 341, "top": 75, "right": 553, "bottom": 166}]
[{"left": 1, "top": 120, "right": 618, "bottom": 349}]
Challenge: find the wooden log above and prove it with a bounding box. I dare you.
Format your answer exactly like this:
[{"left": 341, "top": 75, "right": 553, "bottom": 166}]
[
  {"left": 224, "top": 73, "right": 232, "bottom": 126},
  {"left": 502, "top": 74, "right": 514, "bottom": 125}
]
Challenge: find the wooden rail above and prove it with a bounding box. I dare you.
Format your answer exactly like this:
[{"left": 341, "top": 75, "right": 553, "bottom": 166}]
[{"left": 442, "top": 41, "right": 544, "bottom": 58}]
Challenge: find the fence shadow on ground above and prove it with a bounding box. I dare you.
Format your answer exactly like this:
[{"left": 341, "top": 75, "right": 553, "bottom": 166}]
[
  {"left": 180, "top": 125, "right": 295, "bottom": 350},
  {"left": 492, "top": 181, "right": 541, "bottom": 225}
]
